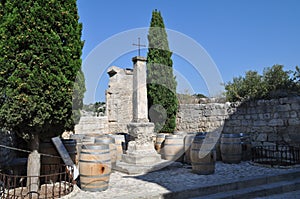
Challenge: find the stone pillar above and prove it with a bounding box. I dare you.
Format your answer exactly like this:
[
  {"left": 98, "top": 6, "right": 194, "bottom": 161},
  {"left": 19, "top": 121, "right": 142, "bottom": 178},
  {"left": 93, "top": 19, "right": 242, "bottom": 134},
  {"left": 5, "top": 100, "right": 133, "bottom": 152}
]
[
  {"left": 132, "top": 56, "right": 149, "bottom": 123},
  {"left": 27, "top": 150, "right": 40, "bottom": 195},
  {"left": 116, "top": 56, "right": 162, "bottom": 174}
]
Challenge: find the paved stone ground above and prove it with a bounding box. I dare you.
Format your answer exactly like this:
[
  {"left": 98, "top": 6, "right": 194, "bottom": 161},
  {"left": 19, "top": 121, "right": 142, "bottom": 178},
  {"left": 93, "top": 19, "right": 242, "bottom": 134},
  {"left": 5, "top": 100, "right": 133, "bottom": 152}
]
[{"left": 61, "top": 161, "right": 300, "bottom": 199}]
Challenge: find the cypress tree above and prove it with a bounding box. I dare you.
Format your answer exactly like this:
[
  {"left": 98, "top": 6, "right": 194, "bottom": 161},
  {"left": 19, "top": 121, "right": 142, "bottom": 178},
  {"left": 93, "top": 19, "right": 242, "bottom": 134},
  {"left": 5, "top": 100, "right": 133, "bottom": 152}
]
[
  {"left": 72, "top": 68, "right": 86, "bottom": 125},
  {"left": 0, "top": 0, "right": 84, "bottom": 177},
  {"left": 147, "top": 10, "right": 178, "bottom": 133}
]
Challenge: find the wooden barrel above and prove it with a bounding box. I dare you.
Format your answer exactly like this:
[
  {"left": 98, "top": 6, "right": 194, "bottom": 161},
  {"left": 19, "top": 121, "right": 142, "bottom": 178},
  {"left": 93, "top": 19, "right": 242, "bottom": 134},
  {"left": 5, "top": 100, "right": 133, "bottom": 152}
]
[
  {"left": 220, "top": 134, "right": 242, "bottom": 164},
  {"left": 215, "top": 139, "right": 222, "bottom": 161},
  {"left": 0, "top": 129, "right": 16, "bottom": 167},
  {"left": 70, "top": 134, "right": 85, "bottom": 140},
  {"left": 82, "top": 135, "right": 95, "bottom": 144},
  {"left": 152, "top": 134, "right": 157, "bottom": 145},
  {"left": 61, "top": 139, "right": 77, "bottom": 164},
  {"left": 40, "top": 139, "right": 76, "bottom": 166},
  {"left": 161, "top": 135, "right": 184, "bottom": 162},
  {"left": 95, "top": 135, "right": 117, "bottom": 168},
  {"left": 39, "top": 141, "right": 61, "bottom": 178},
  {"left": 70, "top": 134, "right": 85, "bottom": 165},
  {"left": 183, "top": 133, "right": 197, "bottom": 164},
  {"left": 190, "top": 133, "right": 216, "bottom": 174},
  {"left": 155, "top": 133, "right": 166, "bottom": 154},
  {"left": 82, "top": 135, "right": 102, "bottom": 145},
  {"left": 123, "top": 133, "right": 132, "bottom": 151},
  {"left": 79, "top": 144, "right": 111, "bottom": 192},
  {"left": 40, "top": 139, "right": 76, "bottom": 182},
  {"left": 112, "top": 134, "right": 125, "bottom": 161},
  {"left": 240, "top": 133, "right": 252, "bottom": 161}
]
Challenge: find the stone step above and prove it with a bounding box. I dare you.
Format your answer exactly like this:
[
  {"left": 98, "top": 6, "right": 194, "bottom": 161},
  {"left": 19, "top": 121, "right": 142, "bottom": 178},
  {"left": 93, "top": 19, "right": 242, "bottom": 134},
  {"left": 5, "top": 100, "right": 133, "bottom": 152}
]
[
  {"left": 191, "top": 178, "right": 300, "bottom": 199},
  {"left": 161, "top": 170, "right": 300, "bottom": 199}
]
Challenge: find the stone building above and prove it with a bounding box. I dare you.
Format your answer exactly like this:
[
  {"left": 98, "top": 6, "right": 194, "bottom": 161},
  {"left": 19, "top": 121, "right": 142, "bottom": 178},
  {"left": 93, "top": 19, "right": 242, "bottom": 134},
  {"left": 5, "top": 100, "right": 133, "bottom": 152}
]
[{"left": 106, "top": 66, "right": 133, "bottom": 133}]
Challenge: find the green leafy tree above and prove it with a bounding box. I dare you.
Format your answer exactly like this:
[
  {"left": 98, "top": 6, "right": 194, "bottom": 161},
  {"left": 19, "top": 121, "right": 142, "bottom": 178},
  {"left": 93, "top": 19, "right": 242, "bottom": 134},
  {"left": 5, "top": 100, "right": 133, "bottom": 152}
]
[
  {"left": 147, "top": 10, "right": 178, "bottom": 133},
  {"left": 225, "top": 65, "right": 297, "bottom": 101},
  {"left": 243, "top": 70, "right": 267, "bottom": 99},
  {"left": 0, "top": 0, "right": 84, "bottom": 176},
  {"left": 263, "top": 64, "right": 291, "bottom": 92},
  {"left": 225, "top": 76, "right": 245, "bottom": 102},
  {"left": 292, "top": 66, "right": 300, "bottom": 89},
  {"left": 294, "top": 66, "right": 300, "bottom": 82},
  {"left": 193, "top": 93, "right": 207, "bottom": 98}
]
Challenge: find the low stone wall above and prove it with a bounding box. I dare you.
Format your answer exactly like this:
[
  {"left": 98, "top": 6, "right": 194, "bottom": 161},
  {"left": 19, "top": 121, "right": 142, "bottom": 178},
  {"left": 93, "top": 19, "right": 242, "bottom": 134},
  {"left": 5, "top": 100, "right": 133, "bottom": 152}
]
[
  {"left": 75, "top": 96, "right": 300, "bottom": 147},
  {"left": 74, "top": 116, "right": 109, "bottom": 134},
  {"left": 176, "top": 96, "right": 300, "bottom": 147},
  {"left": 223, "top": 97, "right": 300, "bottom": 147},
  {"left": 176, "top": 103, "right": 229, "bottom": 133}
]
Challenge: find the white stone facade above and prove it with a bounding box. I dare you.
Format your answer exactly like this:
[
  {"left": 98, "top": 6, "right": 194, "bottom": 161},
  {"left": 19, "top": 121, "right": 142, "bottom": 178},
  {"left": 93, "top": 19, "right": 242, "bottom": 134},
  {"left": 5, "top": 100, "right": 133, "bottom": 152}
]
[{"left": 106, "top": 66, "right": 133, "bottom": 133}]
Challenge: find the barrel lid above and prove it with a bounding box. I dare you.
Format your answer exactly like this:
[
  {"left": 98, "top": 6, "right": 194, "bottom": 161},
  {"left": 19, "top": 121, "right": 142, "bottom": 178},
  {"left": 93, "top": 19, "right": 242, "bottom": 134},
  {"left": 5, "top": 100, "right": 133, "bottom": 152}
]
[
  {"left": 70, "top": 134, "right": 85, "bottom": 139},
  {"left": 95, "top": 137, "right": 115, "bottom": 144},
  {"left": 165, "top": 134, "right": 183, "bottom": 139},
  {"left": 187, "top": 132, "right": 198, "bottom": 135},
  {"left": 61, "top": 139, "right": 76, "bottom": 143},
  {"left": 81, "top": 144, "right": 109, "bottom": 150},
  {"left": 112, "top": 134, "right": 125, "bottom": 139}
]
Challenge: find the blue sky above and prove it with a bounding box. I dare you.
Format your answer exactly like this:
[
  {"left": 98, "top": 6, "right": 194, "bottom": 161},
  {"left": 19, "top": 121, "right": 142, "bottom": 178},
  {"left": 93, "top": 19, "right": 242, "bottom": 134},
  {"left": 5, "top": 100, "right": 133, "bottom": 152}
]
[{"left": 77, "top": 0, "right": 300, "bottom": 104}]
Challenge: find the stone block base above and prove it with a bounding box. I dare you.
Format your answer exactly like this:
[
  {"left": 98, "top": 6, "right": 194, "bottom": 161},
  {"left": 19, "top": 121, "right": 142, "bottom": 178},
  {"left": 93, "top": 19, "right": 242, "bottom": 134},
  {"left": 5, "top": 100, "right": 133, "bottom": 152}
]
[
  {"left": 114, "top": 159, "right": 172, "bottom": 175},
  {"left": 119, "top": 121, "right": 165, "bottom": 174},
  {"left": 122, "top": 152, "right": 161, "bottom": 165}
]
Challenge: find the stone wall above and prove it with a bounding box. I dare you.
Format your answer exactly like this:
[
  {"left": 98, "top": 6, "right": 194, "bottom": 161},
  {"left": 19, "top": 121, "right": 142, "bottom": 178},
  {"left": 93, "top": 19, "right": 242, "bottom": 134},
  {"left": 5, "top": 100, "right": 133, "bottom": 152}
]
[
  {"left": 76, "top": 95, "right": 300, "bottom": 147},
  {"left": 176, "top": 103, "right": 229, "bottom": 133},
  {"left": 103, "top": 65, "right": 300, "bottom": 147},
  {"left": 223, "top": 97, "right": 300, "bottom": 147},
  {"left": 106, "top": 66, "right": 133, "bottom": 133},
  {"left": 74, "top": 116, "right": 109, "bottom": 135},
  {"left": 176, "top": 96, "right": 300, "bottom": 147}
]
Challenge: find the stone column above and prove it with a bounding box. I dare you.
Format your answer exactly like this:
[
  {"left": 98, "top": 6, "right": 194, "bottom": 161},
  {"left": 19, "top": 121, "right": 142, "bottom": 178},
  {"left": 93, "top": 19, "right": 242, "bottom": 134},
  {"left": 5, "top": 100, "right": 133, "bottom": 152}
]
[
  {"left": 27, "top": 150, "right": 40, "bottom": 195},
  {"left": 117, "top": 56, "right": 161, "bottom": 174},
  {"left": 132, "top": 56, "right": 149, "bottom": 123}
]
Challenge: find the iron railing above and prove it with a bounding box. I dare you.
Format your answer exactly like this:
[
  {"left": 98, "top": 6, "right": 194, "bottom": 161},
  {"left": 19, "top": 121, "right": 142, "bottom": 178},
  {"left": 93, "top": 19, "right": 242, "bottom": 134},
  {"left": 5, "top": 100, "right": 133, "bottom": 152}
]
[
  {"left": 0, "top": 165, "right": 74, "bottom": 199},
  {"left": 252, "top": 145, "right": 300, "bottom": 167}
]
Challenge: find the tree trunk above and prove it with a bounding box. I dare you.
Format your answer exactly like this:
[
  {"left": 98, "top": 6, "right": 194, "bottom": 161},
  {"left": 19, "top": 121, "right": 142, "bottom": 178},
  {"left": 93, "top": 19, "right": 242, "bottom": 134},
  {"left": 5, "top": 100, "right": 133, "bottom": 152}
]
[{"left": 27, "top": 134, "right": 40, "bottom": 195}]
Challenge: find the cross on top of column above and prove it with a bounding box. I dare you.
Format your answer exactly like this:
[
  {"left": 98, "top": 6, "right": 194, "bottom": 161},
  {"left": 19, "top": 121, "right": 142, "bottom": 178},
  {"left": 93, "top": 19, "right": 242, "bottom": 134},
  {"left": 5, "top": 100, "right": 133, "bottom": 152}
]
[{"left": 132, "top": 37, "right": 146, "bottom": 57}]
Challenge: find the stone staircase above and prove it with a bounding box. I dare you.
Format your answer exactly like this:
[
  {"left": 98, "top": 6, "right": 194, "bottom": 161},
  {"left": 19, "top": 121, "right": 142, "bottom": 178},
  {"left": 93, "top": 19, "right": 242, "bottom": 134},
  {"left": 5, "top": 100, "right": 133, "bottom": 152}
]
[{"left": 161, "top": 170, "right": 300, "bottom": 199}]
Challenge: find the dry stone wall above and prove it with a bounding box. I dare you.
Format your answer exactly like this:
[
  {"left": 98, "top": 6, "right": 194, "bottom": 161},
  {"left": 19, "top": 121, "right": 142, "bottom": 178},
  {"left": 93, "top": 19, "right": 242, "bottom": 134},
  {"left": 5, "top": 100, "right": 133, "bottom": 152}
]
[
  {"left": 176, "top": 103, "right": 229, "bottom": 133},
  {"left": 74, "top": 116, "right": 109, "bottom": 135},
  {"left": 223, "top": 96, "right": 300, "bottom": 147},
  {"left": 76, "top": 94, "right": 300, "bottom": 147},
  {"left": 176, "top": 96, "right": 300, "bottom": 147}
]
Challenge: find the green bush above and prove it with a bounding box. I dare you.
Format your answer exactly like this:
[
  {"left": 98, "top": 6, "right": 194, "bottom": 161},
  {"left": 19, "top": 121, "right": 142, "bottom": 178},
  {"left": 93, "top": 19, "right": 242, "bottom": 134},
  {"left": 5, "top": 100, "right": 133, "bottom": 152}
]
[{"left": 225, "top": 65, "right": 298, "bottom": 102}]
